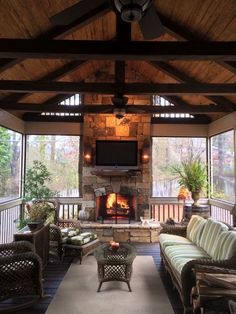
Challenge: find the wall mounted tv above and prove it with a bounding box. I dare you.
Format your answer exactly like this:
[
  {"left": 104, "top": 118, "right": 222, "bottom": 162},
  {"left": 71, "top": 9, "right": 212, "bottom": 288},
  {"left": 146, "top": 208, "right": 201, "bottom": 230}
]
[{"left": 95, "top": 140, "right": 138, "bottom": 170}]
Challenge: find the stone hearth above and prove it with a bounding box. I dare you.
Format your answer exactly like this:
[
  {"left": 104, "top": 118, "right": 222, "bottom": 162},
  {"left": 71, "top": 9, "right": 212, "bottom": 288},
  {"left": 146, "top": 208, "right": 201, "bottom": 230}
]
[
  {"left": 82, "top": 114, "right": 151, "bottom": 221},
  {"left": 81, "top": 222, "right": 160, "bottom": 243}
]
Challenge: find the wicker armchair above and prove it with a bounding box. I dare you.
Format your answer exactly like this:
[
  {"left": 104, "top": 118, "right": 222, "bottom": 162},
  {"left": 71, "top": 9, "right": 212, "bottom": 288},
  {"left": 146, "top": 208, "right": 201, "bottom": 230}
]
[
  {"left": 0, "top": 241, "right": 43, "bottom": 311},
  {"left": 49, "top": 223, "right": 100, "bottom": 264}
]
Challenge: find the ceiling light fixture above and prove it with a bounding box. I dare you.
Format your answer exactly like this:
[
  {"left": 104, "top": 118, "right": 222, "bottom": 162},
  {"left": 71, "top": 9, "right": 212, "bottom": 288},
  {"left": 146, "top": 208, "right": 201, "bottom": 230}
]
[
  {"left": 114, "top": 0, "right": 152, "bottom": 23},
  {"left": 113, "top": 107, "right": 126, "bottom": 119}
]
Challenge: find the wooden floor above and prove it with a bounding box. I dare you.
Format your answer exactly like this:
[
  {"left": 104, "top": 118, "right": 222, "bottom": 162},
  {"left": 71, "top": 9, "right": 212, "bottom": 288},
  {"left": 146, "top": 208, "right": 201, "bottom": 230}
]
[{"left": 1, "top": 243, "right": 183, "bottom": 314}]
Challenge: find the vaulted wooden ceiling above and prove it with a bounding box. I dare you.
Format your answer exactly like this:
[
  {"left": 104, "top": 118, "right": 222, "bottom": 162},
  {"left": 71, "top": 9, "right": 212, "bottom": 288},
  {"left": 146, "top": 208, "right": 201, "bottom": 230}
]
[{"left": 0, "top": 0, "right": 236, "bottom": 124}]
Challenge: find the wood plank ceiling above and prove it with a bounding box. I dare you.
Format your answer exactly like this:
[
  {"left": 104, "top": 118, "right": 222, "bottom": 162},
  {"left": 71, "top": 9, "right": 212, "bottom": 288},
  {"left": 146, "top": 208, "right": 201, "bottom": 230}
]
[{"left": 0, "top": 0, "right": 236, "bottom": 124}]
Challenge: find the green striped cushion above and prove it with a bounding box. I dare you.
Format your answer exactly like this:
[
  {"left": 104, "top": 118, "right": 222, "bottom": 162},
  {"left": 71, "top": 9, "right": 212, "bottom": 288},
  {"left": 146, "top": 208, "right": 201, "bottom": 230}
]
[
  {"left": 61, "top": 227, "right": 80, "bottom": 237},
  {"left": 172, "top": 256, "right": 210, "bottom": 275},
  {"left": 214, "top": 231, "right": 236, "bottom": 260},
  {"left": 66, "top": 232, "right": 97, "bottom": 246},
  {"left": 198, "top": 218, "right": 228, "bottom": 257},
  {"left": 186, "top": 215, "right": 204, "bottom": 239},
  {"left": 188, "top": 218, "right": 206, "bottom": 245},
  {"left": 159, "top": 234, "right": 192, "bottom": 249},
  {"left": 165, "top": 244, "right": 210, "bottom": 275},
  {"left": 165, "top": 244, "right": 209, "bottom": 262}
]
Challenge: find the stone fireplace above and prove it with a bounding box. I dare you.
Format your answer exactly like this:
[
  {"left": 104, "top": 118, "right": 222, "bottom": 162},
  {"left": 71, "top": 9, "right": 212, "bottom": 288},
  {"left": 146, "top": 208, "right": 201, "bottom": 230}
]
[
  {"left": 96, "top": 193, "right": 137, "bottom": 223},
  {"left": 82, "top": 113, "right": 151, "bottom": 222}
]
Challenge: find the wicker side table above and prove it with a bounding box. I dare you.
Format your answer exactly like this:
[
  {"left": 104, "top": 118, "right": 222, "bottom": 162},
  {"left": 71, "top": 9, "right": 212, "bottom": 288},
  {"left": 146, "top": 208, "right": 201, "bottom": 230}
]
[
  {"left": 191, "top": 269, "right": 236, "bottom": 313},
  {"left": 94, "top": 243, "right": 136, "bottom": 292}
]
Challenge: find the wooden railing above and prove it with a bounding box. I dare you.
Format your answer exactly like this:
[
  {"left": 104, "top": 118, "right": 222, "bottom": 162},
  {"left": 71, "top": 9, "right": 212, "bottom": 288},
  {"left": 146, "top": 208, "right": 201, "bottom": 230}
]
[
  {"left": 209, "top": 199, "right": 235, "bottom": 227},
  {"left": 150, "top": 198, "right": 184, "bottom": 223},
  {"left": 0, "top": 198, "right": 235, "bottom": 244},
  {"left": 0, "top": 200, "right": 22, "bottom": 244},
  {"left": 58, "top": 200, "right": 81, "bottom": 221}
]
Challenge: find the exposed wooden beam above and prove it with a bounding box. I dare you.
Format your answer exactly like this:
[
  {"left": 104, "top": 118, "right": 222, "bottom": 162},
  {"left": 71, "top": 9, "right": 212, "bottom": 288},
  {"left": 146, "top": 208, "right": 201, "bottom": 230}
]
[
  {"left": 159, "top": 13, "right": 236, "bottom": 75},
  {"left": 0, "top": 103, "right": 229, "bottom": 114},
  {"left": 0, "top": 2, "right": 110, "bottom": 74},
  {"left": 22, "top": 113, "right": 84, "bottom": 122},
  {"left": 151, "top": 115, "right": 211, "bottom": 124},
  {"left": 150, "top": 61, "right": 236, "bottom": 110},
  {"left": 2, "top": 60, "right": 88, "bottom": 103},
  {"left": 0, "top": 40, "right": 236, "bottom": 61},
  {"left": 113, "top": 16, "right": 130, "bottom": 96},
  {"left": 0, "top": 81, "right": 236, "bottom": 95}
]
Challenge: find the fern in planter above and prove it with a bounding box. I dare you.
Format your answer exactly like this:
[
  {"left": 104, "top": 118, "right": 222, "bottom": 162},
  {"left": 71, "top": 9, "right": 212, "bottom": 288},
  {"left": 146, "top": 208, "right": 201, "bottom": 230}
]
[{"left": 172, "top": 157, "right": 208, "bottom": 206}]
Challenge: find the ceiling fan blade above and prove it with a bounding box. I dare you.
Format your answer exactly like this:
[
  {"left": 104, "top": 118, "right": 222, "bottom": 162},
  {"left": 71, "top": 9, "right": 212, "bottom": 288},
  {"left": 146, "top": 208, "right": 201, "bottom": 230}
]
[
  {"left": 139, "top": 3, "right": 165, "bottom": 40},
  {"left": 111, "top": 95, "right": 129, "bottom": 106},
  {"left": 126, "top": 105, "right": 147, "bottom": 114},
  {"left": 50, "top": 0, "right": 108, "bottom": 25}
]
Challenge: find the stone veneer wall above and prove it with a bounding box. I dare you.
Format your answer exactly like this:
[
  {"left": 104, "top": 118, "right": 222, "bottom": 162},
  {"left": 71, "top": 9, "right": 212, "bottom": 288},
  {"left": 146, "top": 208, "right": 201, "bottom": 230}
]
[{"left": 82, "top": 114, "right": 151, "bottom": 221}]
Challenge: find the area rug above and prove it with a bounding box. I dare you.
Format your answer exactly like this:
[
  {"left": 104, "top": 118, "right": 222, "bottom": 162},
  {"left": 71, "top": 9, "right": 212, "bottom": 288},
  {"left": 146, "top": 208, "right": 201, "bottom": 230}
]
[{"left": 46, "top": 255, "right": 174, "bottom": 314}]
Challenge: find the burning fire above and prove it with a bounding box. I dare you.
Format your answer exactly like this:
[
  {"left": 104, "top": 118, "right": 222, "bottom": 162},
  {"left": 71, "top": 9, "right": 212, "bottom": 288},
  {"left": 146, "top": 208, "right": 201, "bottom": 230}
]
[{"left": 106, "top": 193, "right": 129, "bottom": 210}]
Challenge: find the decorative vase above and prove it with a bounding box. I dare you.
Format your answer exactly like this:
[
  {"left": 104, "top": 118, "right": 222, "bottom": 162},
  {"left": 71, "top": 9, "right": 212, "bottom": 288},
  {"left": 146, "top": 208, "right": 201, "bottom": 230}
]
[
  {"left": 79, "top": 208, "right": 90, "bottom": 222},
  {"left": 191, "top": 191, "right": 201, "bottom": 207}
]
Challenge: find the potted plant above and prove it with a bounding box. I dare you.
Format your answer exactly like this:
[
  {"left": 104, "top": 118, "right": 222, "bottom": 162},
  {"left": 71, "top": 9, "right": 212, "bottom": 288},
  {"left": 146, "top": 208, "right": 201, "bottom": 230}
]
[
  {"left": 26, "top": 201, "right": 54, "bottom": 231},
  {"left": 20, "top": 160, "right": 57, "bottom": 230},
  {"left": 172, "top": 157, "right": 208, "bottom": 206}
]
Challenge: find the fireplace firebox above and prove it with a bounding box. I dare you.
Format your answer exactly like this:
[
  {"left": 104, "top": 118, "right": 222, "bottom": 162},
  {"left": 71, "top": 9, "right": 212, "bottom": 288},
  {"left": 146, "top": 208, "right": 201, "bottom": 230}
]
[{"left": 96, "top": 193, "right": 136, "bottom": 223}]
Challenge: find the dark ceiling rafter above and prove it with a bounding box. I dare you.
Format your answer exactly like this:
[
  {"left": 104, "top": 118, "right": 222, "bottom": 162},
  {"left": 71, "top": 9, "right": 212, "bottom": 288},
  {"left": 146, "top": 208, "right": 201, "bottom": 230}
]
[
  {"left": 158, "top": 12, "right": 236, "bottom": 75},
  {"left": 0, "top": 81, "right": 235, "bottom": 95},
  {"left": 149, "top": 61, "right": 236, "bottom": 111},
  {"left": 1, "top": 60, "right": 88, "bottom": 103},
  {"left": 0, "top": 103, "right": 228, "bottom": 114},
  {"left": 151, "top": 115, "right": 211, "bottom": 124},
  {"left": 114, "top": 15, "right": 129, "bottom": 85},
  {"left": 0, "top": 39, "right": 236, "bottom": 61},
  {"left": 0, "top": 1, "right": 110, "bottom": 74},
  {"left": 22, "top": 113, "right": 83, "bottom": 122}
]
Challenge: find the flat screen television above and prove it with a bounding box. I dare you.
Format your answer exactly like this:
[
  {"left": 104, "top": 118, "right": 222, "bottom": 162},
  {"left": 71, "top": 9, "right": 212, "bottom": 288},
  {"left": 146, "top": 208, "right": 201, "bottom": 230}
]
[{"left": 95, "top": 140, "right": 138, "bottom": 170}]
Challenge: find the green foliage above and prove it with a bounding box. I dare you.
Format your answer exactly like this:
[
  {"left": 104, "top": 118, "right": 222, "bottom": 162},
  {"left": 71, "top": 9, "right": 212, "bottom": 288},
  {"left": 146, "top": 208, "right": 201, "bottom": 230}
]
[
  {"left": 172, "top": 157, "right": 207, "bottom": 192},
  {"left": 17, "top": 217, "right": 30, "bottom": 230},
  {"left": 24, "top": 160, "right": 56, "bottom": 201},
  {"left": 27, "top": 201, "right": 53, "bottom": 221},
  {"left": 0, "top": 127, "right": 11, "bottom": 195}
]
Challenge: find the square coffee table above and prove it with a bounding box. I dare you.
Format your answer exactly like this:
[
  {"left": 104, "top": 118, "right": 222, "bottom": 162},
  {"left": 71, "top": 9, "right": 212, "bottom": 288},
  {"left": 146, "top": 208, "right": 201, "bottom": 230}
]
[{"left": 94, "top": 243, "right": 136, "bottom": 292}]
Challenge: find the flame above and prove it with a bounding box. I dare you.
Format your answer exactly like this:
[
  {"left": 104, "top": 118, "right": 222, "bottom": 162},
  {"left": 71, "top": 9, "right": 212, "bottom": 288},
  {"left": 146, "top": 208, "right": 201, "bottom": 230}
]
[
  {"left": 106, "top": 193, "right": 116, "bottom": 208},
  {"left": 106, "top": 193, "right": 129, "bottom": 209},
  {"left": 117, "top": 195, "right": 129, "bottom": 209}
]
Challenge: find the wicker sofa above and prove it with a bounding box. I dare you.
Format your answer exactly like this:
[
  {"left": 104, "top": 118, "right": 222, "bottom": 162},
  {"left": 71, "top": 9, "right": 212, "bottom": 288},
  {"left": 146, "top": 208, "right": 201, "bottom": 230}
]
[{"left": 159, "top": 215, "right": 236, "bottom": 314}]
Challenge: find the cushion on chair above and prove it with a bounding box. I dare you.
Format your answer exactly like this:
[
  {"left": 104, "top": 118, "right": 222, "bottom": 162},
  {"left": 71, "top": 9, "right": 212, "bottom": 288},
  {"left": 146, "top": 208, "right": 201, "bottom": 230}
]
[
  {"left": 66, "top": 232, "right": 98, "bottom": 246},
  {"left": 61, "top": 227, "right": 80, "bottom": 237},
  {"left": 198, "top": 218, "right": 228, "bottom": 258},
  {"left": 214, "top": 231, "right": 236, "bottom": 260}
]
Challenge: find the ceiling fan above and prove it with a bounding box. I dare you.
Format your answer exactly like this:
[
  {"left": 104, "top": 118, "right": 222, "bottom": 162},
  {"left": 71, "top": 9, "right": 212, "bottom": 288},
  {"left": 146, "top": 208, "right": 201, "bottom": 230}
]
[
  {"left": 50, "top": 0, "right": 165, "bottom": 40},
  {"left": 66, "top": 94, "right": 146, "bottom": 118},
  {"left": 107, "top": 94, "right": 146, "bottom": 118}
]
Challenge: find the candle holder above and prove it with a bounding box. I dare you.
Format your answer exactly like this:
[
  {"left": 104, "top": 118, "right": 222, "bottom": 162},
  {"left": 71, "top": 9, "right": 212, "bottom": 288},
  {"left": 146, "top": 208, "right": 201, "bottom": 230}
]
[{"left": 110, "top": 241, "right": 120, "bottom": 251}]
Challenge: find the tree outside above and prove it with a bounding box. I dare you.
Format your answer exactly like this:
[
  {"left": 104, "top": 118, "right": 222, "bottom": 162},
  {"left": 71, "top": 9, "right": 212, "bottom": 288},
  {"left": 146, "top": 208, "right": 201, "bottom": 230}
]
[
  {"left": 0, "top": 126, "right": 22, "bottom": 203},
  {"left": 26, "top": 135, "right": 80, "bottom": 197},
  {"left": 152, "top": 137, "right": 207, "bottom": 197}
]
